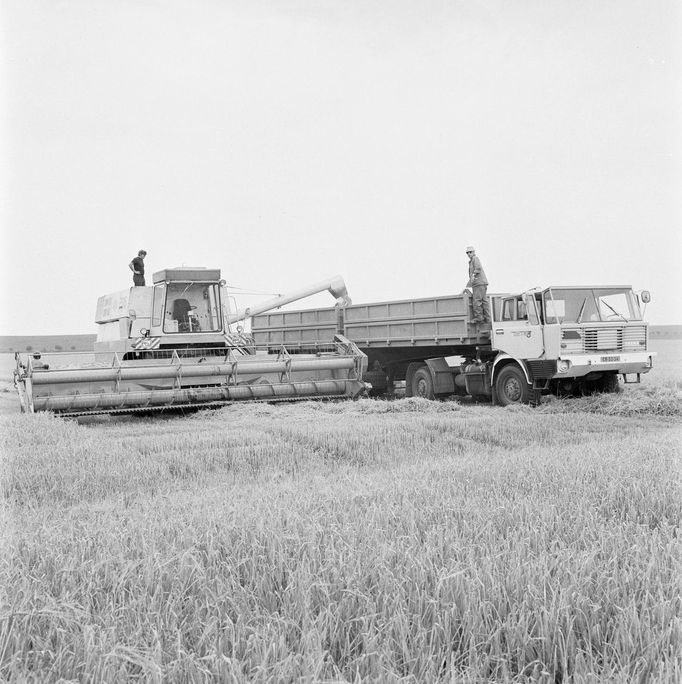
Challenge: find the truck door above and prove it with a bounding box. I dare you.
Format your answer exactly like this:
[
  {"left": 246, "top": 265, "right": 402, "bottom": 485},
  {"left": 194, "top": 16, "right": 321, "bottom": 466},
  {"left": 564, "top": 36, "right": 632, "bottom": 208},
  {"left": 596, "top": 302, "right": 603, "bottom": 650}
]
[{"left": 491, "top": 293, "right": 544, "bottom": 359}]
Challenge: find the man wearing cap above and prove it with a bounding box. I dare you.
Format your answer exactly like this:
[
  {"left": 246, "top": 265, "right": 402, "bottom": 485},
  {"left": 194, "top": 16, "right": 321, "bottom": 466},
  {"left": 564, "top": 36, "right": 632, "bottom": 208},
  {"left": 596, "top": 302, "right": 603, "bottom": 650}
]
[
  {"left": 129, "top": 250, "right": 147, "bottom": 286},
  {"left": 464, "top": 246, "right": 490, "bottom": 323}
]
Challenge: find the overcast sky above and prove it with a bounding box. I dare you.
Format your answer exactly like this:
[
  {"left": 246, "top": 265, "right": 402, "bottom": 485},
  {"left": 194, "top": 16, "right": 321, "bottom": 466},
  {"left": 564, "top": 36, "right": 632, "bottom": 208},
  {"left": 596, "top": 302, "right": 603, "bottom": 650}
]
[{"left": 1, "top": 0, "right": 680, "bottom": 335}]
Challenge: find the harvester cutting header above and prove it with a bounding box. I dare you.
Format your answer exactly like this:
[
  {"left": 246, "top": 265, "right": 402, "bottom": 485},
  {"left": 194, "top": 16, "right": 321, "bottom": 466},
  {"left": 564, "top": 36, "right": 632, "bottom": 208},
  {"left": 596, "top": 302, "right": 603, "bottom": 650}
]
[{"left": 14, "top": 268, "right": 367, "bottom": 416}]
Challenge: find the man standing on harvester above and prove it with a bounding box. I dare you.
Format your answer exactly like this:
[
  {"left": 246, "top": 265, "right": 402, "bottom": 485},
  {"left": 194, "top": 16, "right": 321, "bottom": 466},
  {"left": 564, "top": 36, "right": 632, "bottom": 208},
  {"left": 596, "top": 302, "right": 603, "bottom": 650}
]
[
  {"left": 129, "top": 250, "right": 147, "bottom": 286},
  {"left": 464, "top": 246, "right": 491, "bottom": 323}
]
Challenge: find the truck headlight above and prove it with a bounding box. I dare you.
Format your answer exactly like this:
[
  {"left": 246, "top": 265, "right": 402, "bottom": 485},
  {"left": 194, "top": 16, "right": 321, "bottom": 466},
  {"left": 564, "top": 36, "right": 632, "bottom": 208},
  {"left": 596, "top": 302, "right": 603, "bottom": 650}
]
[{"left": 557, "top": 360, "right": 571, "bottom": 373}]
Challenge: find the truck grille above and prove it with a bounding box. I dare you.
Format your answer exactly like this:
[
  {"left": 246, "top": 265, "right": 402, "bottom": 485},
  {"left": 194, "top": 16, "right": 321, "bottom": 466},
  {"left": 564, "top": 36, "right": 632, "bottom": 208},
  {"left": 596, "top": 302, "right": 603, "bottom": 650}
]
[
  {"left": 526, "top": 360, "right": 558, "bottom": 379},
  {"left": 561, "top": 326, "right": 647, "bottom": 353}
]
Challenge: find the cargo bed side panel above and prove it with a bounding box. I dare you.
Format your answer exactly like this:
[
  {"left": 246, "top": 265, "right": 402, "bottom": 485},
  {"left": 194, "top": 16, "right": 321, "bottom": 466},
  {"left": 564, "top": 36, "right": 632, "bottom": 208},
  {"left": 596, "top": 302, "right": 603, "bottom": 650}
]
[{"left": 252, "top": 295, "right": 489, "bottom": 348}]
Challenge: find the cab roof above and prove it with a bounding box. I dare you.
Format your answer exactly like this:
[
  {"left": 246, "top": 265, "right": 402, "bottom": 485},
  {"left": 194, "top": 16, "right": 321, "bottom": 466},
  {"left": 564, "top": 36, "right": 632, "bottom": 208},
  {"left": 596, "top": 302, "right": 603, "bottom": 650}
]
[{"left": 152, "top": 267, "right": 221, "bottom": 284}]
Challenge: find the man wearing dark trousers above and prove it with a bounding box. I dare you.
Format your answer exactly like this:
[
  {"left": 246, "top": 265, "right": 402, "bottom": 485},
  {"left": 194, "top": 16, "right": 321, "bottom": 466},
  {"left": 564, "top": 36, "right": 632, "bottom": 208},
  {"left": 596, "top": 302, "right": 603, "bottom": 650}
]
[
  {"left": 463, "top": 246, "right": 490, "bottom": 323},
  {"left": 129, "top": 250, "right": 147, "bottom": 286}
]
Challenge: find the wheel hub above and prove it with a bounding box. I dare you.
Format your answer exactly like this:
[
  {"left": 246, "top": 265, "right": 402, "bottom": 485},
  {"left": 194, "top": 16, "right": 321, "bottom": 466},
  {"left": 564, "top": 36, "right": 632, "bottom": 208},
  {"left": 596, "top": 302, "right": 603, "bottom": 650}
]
[{"left": 503, "top": 377, "right": 522, "bottom": 402}]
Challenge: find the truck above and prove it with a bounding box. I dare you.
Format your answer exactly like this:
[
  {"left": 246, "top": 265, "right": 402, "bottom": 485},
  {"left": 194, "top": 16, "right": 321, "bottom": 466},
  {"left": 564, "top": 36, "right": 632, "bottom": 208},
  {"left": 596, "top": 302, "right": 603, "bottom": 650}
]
[
  {"left": 14, "top": 267, "right": 367, "bottom": 416},
  {"left": 250, "top": 285, "right": 655, "bottom": 405}
]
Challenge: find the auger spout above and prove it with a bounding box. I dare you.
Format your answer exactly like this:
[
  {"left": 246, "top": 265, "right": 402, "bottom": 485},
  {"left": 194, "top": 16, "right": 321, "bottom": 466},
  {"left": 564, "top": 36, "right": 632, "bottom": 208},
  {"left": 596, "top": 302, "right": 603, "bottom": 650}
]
[{"left": 226, "top": 275, "right": 351, "bottom": 325}]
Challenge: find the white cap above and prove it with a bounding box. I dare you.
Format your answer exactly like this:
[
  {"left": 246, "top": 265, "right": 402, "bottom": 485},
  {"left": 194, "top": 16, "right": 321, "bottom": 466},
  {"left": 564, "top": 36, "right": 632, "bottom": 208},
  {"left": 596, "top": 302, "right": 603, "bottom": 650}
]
[{"left": 465, "top": 246, "right": 475, "bottom": 252}]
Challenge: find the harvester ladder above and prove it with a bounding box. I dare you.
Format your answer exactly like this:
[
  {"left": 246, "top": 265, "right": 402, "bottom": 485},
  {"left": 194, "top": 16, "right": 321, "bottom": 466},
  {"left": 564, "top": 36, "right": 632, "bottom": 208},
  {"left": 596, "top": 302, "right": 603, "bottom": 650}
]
[
  {"left": 222, "top": 347, "right": 240, "bottom": 385},
  {"left": 277, "top": 345, "right": 292, "bottom": 382},
  {"left": 111, "top": 353, "right": 123, "bottom": 393},
  {"left": 171, "top": 350, "right": 182, "bottom": 390}
]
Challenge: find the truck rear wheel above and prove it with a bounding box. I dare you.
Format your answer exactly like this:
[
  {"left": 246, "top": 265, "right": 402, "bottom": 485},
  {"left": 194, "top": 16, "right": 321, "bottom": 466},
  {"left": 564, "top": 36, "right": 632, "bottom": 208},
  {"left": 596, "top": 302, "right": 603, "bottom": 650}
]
[
  {"left": 495, "top": 365, "right": 531, "bottom": 406},
  {"left": 410, "top": 366, "right": 435, "bottom": 400}
]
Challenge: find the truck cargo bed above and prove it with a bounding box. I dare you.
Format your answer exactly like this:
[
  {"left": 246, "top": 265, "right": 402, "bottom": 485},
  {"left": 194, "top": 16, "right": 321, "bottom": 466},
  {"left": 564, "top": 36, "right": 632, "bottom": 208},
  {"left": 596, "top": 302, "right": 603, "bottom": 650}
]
[{"left": 252, "top": 294, "right": 494, "bottom": 350}]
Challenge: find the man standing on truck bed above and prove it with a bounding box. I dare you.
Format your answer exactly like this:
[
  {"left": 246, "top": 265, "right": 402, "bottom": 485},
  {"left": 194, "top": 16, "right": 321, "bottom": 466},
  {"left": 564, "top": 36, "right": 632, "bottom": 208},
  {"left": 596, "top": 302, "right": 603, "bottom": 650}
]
[
  {"left": 129, "top": 250, "right": 147, "bottom": 286},
  {"left": 464, "top": 246, "right": 491, "bottom": 323}
]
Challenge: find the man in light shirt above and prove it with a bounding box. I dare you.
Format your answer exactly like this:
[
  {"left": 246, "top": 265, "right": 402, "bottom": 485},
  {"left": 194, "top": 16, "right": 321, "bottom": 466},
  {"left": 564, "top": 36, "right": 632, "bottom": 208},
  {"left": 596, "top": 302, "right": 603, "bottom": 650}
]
[{"left": 464, "top": 246, "right": 490, "bottom": 323}]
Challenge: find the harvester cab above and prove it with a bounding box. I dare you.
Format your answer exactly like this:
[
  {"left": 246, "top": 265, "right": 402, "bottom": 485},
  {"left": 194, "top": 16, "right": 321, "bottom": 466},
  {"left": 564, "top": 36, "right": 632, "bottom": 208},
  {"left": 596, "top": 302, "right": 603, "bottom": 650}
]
[
  {"left": 94, "top": 268, "right": 234, "bottom": 359},
  {"left": 14, "top": 268, "right": 368, "bottom": 417}
]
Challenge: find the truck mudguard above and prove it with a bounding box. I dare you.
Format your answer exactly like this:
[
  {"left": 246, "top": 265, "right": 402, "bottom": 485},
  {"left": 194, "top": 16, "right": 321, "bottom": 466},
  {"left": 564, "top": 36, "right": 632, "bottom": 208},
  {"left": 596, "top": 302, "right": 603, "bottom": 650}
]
[
  {"left": 424, "top": 358, "right": 456, "bottom": 395},
  {"left": 492, "top": 355, "right": 532, "bottom": 385}
]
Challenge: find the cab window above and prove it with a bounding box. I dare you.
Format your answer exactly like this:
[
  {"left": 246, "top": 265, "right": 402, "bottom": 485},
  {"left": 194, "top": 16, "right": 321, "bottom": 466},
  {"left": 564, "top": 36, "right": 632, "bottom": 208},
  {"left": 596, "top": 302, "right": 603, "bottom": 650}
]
[
  {"left": 163, "top": 282, "right": 223, "bottom": 333},
  {"left": 502, "top": 299, "right": 515, "bottom": 321},
  {"left": 152, "top": 284, "right": 166, "bottom": 327},
  {"left": 523, "top": 294, "right": 540, "bottom": 325},
  {"left": 502, "top": 297, "right": 528, "bottom": 321}
]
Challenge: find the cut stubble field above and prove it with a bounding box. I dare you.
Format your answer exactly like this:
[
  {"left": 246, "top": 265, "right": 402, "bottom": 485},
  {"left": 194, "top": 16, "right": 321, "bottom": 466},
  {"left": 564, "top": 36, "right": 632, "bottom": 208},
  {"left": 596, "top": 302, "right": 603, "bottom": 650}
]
[{"left": 1, "top": 380, "right": 681, "bottom": 681}]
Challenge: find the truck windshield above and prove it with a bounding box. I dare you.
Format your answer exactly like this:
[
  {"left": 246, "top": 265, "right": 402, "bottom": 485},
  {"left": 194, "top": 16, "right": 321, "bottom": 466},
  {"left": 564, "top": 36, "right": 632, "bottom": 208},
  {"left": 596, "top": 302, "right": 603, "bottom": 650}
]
[{"left": 543, "top": 288, "right": 641, "bottom": 324}]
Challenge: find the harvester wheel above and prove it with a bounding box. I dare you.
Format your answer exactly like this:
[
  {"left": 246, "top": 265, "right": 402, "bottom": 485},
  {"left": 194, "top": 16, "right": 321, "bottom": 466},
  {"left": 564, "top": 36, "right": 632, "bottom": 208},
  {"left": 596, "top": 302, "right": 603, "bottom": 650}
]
[
  {"left": 495, "top": 365, "right": 530, "bottom": 406},
  {"left": 364, "top": 369, "right": 389, "bottom": 397},
  {"left": 411, "top": 367, "right": 435, "bottom": 400}
]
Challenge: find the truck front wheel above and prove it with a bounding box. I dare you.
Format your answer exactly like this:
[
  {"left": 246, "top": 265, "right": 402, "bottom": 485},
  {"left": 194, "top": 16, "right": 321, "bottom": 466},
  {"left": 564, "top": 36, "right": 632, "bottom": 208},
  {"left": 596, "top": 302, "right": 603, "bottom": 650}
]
[
  {"left": 410, "top": 366, "right": 435, "bottom": 400},
  {"left": 596, "top": 373, "right": 621, "bottom": 394},
  {"left": 495, "top": 365, "right": 531, "bottom": 406}
]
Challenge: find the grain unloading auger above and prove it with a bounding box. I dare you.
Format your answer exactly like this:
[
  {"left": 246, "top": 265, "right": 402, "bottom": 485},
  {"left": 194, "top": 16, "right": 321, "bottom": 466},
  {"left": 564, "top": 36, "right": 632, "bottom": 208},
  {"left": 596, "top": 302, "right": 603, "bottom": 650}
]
[{"left": 14, "top": 268, "right": 367, "bottom": 417}]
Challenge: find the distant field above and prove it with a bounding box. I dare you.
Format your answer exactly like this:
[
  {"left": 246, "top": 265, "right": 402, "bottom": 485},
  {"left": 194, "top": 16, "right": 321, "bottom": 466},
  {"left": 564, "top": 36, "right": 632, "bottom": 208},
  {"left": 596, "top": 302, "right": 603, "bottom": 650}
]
[
  {"left": 0, "top": 334, "right": 96, "bottom": 353},
  {"left": 642, "top": 339, "right": 682, "bottom": 387},
  {"left": 650, "top": 324, "right": 682, "bottom": 339}
]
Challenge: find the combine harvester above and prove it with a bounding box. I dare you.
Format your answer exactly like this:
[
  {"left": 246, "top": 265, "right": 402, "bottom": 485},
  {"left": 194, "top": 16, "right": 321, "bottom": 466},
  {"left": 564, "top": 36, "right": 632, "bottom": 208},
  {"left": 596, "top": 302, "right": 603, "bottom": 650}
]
[{"left": 14, "top": 268, "right": 367, "bottom": 417}]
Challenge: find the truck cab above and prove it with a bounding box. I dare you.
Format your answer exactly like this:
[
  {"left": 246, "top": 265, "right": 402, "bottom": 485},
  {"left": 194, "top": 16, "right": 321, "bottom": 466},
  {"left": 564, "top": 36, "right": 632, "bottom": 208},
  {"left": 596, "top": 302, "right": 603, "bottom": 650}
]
[
  {"left": 492, "top": 291, "right": 545, "bottom": 359},
  {"left": 492, "top": 286, "right": 653, "bottom": 398}
]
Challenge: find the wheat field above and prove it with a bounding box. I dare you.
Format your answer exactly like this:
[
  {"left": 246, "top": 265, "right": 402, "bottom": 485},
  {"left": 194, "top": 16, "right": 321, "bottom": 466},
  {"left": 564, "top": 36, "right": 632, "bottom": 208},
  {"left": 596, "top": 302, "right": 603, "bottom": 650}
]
[{"left": 1, "top": 372, "right": 681, "bottom": 681}]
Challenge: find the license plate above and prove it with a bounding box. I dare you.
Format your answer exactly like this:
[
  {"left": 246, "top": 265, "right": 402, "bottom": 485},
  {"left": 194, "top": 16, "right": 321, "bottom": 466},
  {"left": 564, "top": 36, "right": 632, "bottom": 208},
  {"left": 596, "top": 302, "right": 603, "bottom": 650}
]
[{"left": 600, "top": 355, "right": 621, "bottom": 362}]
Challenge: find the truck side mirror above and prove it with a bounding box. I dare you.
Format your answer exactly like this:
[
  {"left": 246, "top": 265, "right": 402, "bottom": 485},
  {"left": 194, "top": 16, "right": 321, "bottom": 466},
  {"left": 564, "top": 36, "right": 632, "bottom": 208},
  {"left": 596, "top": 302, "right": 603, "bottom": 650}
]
[{"left": 641, "top": 290, "right": 651, "bottom": 303}]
